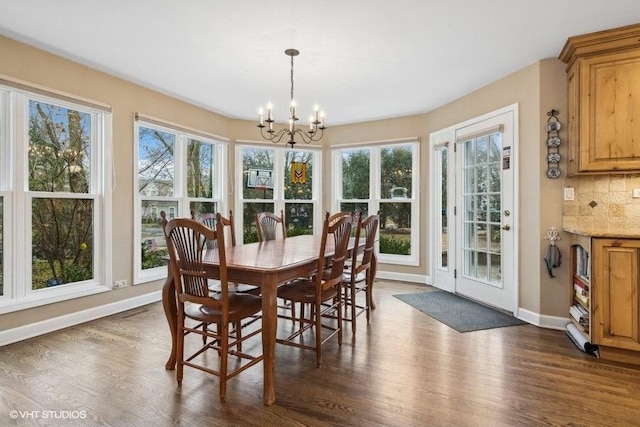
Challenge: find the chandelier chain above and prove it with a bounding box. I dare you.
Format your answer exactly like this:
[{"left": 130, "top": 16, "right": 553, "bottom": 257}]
[{"left": 290, "top": 54, "right": 294, "bottom": 102}]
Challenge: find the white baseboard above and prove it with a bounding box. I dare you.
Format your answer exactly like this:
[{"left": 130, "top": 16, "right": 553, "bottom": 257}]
[
  {"left": 0, "top": 291, "right": 162, "bottom": 347},
  {"left": 376, "top": 270, "right": 429, "bottom": 285},
  {"left": 517, "top": 307, "right": 568, "bottom": 330}
]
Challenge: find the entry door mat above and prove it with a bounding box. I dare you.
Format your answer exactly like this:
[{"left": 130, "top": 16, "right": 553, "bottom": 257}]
[{"left": 393, "top": 290, "right": 527, "bottom": 332}]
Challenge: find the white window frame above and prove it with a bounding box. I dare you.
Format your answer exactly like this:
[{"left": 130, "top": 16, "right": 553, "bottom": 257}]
[
  {"left": 235, "top": 142, "right": 322, "bottom": 240},
  {"left": 133, "top": 119, "right": 228, "bottom": 284},
  {"left": 0, "top": 85, "right": 113, "bottom": 314},
  {"left": 332, "top": 139, "right": 420, "bottom": 266}
]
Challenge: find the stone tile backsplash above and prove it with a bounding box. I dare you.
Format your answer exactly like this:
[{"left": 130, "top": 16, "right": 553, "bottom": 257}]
[{"left": 563, "top": 174, "right": 640, "bottom": 236}]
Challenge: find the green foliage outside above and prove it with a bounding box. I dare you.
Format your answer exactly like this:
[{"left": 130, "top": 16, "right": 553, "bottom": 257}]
[{"left": 379, "top": 234, "right": 411, "bottom": 255}]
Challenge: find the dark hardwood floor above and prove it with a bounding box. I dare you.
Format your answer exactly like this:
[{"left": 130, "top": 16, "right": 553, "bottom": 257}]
[{"left": 2, "top": 280, "right": 640, "bottom": 426}]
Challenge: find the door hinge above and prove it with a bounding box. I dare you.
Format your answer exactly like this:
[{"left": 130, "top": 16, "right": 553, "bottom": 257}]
[
  {"left": 454, "top": 269, "right": 457, "bottom": 278},
  {"left": 454, "top": 206, "right": 456, "bottom": 215}
]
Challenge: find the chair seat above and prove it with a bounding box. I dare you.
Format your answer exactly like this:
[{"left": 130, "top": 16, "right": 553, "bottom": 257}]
[
  {"left": 342, "top": 270, "right": 366, "bottom": 283},
  {"left": 185, "top": 293, "right": 262, "bottom": 323},
  {"left": 277, "top": 278, "right": 339, "bottom": 304}
]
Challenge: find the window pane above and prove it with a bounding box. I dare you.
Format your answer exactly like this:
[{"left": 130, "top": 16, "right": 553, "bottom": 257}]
[
  {"left": 379, "top": 202, "right": 411, "bottom": 255},
  {"left": 29, "top": 100, "right": 91, "bottom": 193},
  {"left": 32, "top": 198, "right": 93, "bottom": 289},
  {"left": 341, "top": 149, "right": 370, "bottom": 199},
  {"left": 186, "top": 139, "right": 214, "bottom": 198},
  {"left": 284, "top": 151, "right": 313, "bottom": 200},
  {"left": 243, "top": 147, "right": 274, "bottom": 199},
  {"left": 243, "top": 202, "right": 273, "bottom": 243},
  {"left": 140, "top": 200, "right": 175, "bottom": 270},
  {"left": 440, "top": 148, "right": 448, "bottom": 268},
  {"left": 285, "top": 202, "right": 313, "bottom": 236},
  {"left": 190, "top": 201, "right": 217, "bottom": 217},
  {"left": 138, "top": 126, "right": 175, "bottom": 197},
  {"left": 340, "top": 202, "right": 368, "bottom": 217},
  {"left": 381, "top": 145, "right": 413, "bottom": 199}
]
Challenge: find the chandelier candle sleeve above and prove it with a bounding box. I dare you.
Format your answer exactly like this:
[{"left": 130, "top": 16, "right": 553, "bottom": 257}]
[{"left": 257, "top": 48, "right": 326, "bottom": 148}]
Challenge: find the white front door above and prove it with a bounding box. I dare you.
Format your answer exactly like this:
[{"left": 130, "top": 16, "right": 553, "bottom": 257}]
[{"left": 454, "top": 107, "right": 517, "bottom": 312}]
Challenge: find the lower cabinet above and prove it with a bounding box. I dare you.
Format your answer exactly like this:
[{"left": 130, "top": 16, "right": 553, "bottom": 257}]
[{"left": 593, "top": 238, "right": 640, "bottom": 362}]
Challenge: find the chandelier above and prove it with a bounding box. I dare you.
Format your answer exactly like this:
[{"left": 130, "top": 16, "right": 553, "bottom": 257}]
[{"left": 257, "top": 49, "right": 325, "bottom": 148}]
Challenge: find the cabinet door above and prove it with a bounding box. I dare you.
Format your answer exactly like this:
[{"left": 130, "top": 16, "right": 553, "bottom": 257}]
[
  {"left": 579, "top": 51, "right": 640, "bottom": 172},
  {"left": 593, "top": 239, "right": 640, "bottom": 351}
]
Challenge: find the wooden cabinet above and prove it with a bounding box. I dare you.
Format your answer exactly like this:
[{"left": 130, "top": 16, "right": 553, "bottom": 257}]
[
  {"left": 560, "top": 24, "right": 640, "bottom": 174},
  {"left": 592, "top": 238, "right": 640, "bottom": 357}
]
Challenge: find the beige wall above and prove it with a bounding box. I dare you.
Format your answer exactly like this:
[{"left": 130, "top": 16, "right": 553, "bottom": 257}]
[{"left": 0, "top": 34, "right": 571, "bottom": 334}]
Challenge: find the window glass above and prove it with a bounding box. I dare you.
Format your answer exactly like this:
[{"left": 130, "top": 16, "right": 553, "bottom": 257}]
[
  {"left": 186, "top": 138, "right": 214, "bottom": 198},
  {"left": 29, "top": 101, "right": 91, "bottom": 193},
  {"left": 341, "top": 149, "right": 370, "bottom": 199},
  {"left": 138, "top": 126, "right": 175, "bottom": 196},
  {"left": 243, "top": 147, "right": 274, "bottom": 200},
  {"left": 381, "top": 145, "right": 413, "bottom": 199},
  {"left": 32, "top": 198, "right": 94, "bottom": 289}
]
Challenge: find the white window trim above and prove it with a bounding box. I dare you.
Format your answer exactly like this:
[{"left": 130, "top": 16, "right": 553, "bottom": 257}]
[
  {"left": 235, "top": 142, "right": 323, "bottom": 240},
  {"left": 0, "top": 85, "right": 113, "bottom": 314},
  {"left": 332, "top": 140, "right": 420, "bottom": 266},
  {"left": 133, "top": 120, "right": 227, "bottom": 285}
]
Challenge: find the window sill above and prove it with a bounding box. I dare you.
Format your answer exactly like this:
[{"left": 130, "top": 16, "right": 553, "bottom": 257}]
[{"left": 0, "top": 282, "right": 110, "bottom": 315}]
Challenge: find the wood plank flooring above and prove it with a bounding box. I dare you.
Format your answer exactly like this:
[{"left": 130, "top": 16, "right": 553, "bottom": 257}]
[{"left": 2, "top": 280, "right": 640, "bottom": 426}]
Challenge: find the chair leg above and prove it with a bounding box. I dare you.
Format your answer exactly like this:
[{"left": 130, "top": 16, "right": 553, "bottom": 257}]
[
  {"left": 235, "top": 321, "right": 242, "bottom": 352},
  {"left": 177, "top": 313, "right": 185, "bottom": 386},
  {"left": 351, "top": 283, "right": 357, "bottom": 334},
  {"left": 315, "top": 301, "right": 322, "bottom": 367},
  {"left": 219, "top": 322, "right": 229, "bottom": 402}
]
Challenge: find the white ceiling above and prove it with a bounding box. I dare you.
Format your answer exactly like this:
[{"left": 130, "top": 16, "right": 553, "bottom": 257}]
[{"left": 1, "top": 1, "right": 640, "bottom": 125}]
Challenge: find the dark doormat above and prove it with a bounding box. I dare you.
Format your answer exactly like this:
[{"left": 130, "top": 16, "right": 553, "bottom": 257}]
[{"left": 393, "top": 290, "right": 527, "bottom": 332}]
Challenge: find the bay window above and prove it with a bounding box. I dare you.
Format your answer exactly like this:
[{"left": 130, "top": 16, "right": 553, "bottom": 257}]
[
  {"left": 333, "top": 140, "right": 419, "bottom": 265},
  {"left": 0, "top": 83, "right": 112, "bottom": 313},
  {"left": 134, "top": 118, "right": 226, "bottom": 283}
]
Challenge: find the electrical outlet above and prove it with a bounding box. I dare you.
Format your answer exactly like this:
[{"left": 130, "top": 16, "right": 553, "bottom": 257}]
[
  {"left": 113, "top": 280, "right": 127, "bottom": 289},
  {"left": 564, "top": 187, "right": 575, "bottom": 201}
]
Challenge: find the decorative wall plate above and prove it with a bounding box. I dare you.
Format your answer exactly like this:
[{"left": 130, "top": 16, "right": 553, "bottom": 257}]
[
  {"left": 546, "top": 121, "right": 561, "bottom": 132},
  {"left": 547, "top": 153, "right": 561, "bottom": 163},
  {"left": 547, "top": 136, "right": 561, "bottom": 147},
  {"left": 546, "top": 167, "right": 561, "bottom": 178}
]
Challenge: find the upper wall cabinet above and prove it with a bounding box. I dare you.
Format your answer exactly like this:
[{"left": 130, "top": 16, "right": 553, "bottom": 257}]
[{"left": 560, "top": 24, "right": 640, "bottom": 175}]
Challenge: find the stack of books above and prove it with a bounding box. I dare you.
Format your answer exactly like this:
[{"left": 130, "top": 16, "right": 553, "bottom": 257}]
[
  {"left": 570, "top": 304, "right": 589, "bottom": 330},
  {"left": 573, "top": 277, "right": 589, "bottom": 306}
]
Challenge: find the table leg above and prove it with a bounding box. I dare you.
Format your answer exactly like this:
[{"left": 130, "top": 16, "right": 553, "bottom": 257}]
[
  {"left": 261, "top": 277, "right": 277, "bottom": 405},
  {"left": 162, "top": 268, "right": 178, "bottom": 370}
]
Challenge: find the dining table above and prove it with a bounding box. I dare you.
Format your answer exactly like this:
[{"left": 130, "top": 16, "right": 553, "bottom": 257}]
[{"left": 161, "top": 234, "right": 376, "bottom": 406}]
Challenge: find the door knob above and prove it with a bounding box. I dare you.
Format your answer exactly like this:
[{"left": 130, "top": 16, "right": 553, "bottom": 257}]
[{"left": 501, "top": 224, "right": 511, "bottom": 231}]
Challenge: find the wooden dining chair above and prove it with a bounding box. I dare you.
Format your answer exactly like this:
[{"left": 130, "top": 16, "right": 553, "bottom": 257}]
[
  {"left": 164, "top": 215, "right": 263, "bottom": 402},
  {"left": 256, "top": 210, "right": 286, "bottom": 242},
  {"left": 276, "top": 211, "right": 353, "bottom": 367},
  {"left": 342, "top": 212, "right": 379, "bottom": 334}
]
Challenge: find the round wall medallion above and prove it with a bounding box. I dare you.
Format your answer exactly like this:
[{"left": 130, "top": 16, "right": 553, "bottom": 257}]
[
  {"left": 547, "top": 136, "right": 561, "bottom": 147},
  {"left": 546, "top": 121, "right": 561, "bottom": 132},
  {"left": 547, "top": 153, "right": 561, "bottom": 163},
  {"left": 546, "top": 168, "right": 561, "bottom": 178}
]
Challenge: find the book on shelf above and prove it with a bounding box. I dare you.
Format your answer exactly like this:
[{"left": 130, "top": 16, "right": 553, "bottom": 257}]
[
  {"left": 570, "top": 304, "right": 589, "bottom": 322},
  {"left": 575, "top": 245, "right": 590, "bottom": 281},
  {"left": 574, "top": 290, "right": 589, "bottom": 306}
]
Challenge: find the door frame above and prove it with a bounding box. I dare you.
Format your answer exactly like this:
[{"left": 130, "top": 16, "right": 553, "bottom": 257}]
[{"left": 429, "top": 104, "right": 519, "bottom": 314}]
